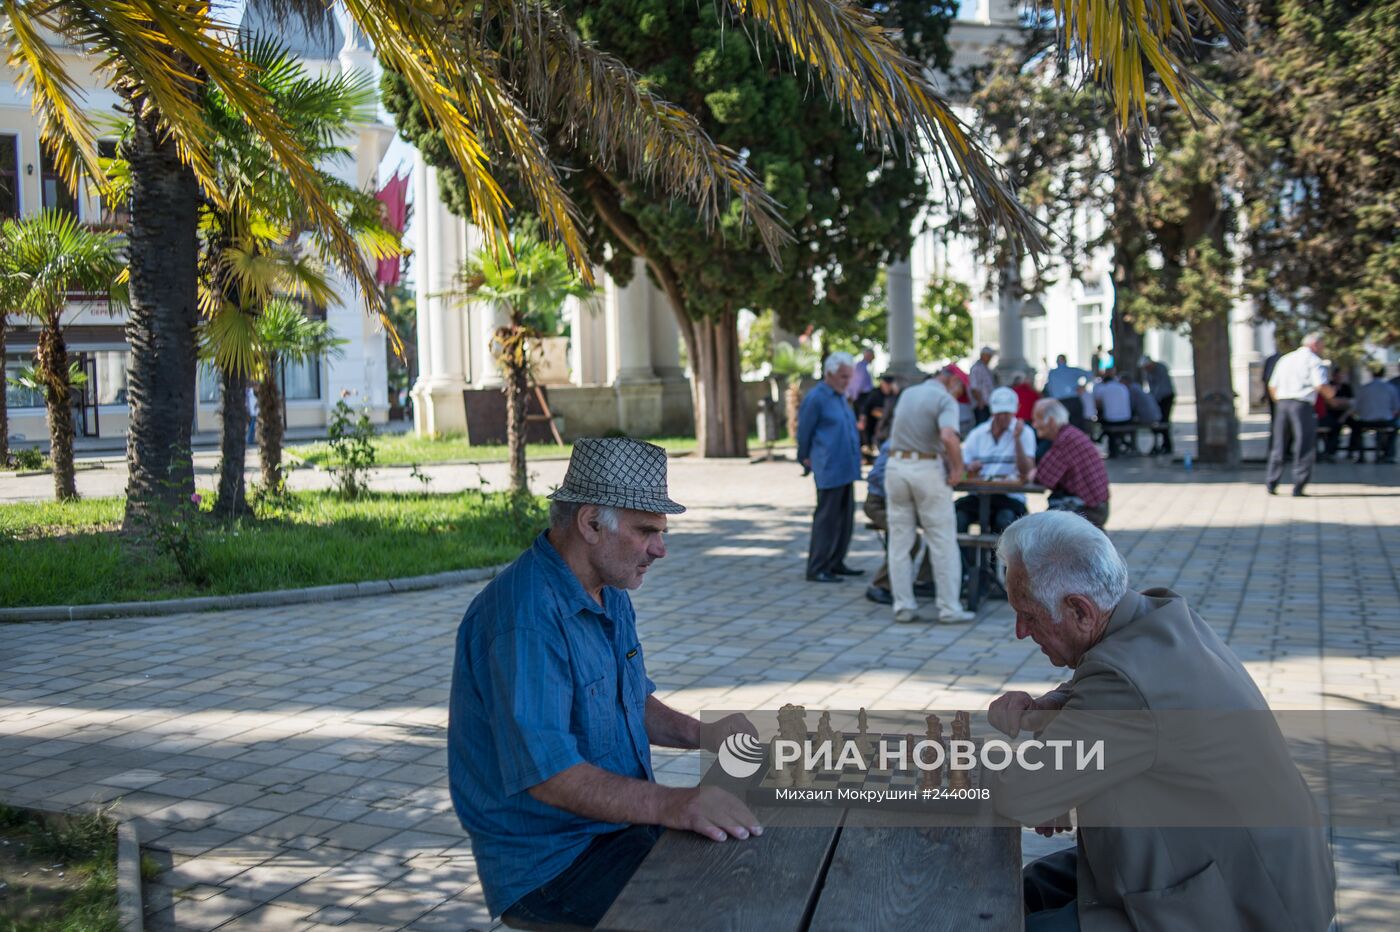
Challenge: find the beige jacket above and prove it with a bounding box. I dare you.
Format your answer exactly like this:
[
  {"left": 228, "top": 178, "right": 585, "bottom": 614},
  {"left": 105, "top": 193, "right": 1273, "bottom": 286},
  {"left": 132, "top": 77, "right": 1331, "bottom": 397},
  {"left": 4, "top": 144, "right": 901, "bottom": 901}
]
[{"left": 992, "top": 588, "right": 1335, "bottom": 932}]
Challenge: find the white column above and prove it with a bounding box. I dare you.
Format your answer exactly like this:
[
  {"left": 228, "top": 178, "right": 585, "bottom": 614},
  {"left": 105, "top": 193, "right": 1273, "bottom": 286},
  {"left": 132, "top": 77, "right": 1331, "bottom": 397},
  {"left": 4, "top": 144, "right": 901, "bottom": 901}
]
[
  {"left": 607, "top": 257, "right": 656, "bottom": 384},
  {"left": 886, "top": 257, "right": 918, "bottom": 377},
  {"left": 569, "top": 280, "right": 608, "bottom": 386},
  {"left": 410, "top": 160, "right": 468, "bottom": 435},
  {"left": 649, "top": 282, "right": 684, "bottom": 380},
  {"left": 995, "top": 258, "right": 1027, "bottom": 377}
]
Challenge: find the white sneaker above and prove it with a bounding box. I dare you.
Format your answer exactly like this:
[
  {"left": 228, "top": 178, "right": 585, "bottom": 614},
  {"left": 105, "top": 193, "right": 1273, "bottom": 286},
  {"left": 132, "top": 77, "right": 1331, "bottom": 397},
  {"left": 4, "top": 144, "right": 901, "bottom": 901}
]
[
  {"left": 937, "top": 608, "right": 976, "bottom": 625},
  {"left": 894, "top": 608, "right": 934, "bottom": 624}
]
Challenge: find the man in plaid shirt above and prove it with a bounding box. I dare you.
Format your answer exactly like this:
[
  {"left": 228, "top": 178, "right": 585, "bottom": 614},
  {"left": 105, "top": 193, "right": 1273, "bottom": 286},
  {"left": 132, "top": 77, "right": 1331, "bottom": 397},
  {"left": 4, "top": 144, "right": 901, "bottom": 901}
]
[{"left": 1030, "top": 398, "right": 1111, "bottom": 527}]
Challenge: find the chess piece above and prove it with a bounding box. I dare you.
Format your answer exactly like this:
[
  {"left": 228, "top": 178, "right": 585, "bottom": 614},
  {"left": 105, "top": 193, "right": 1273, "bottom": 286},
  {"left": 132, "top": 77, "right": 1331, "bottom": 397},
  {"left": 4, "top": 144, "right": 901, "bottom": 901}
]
[
  {"left": 948, "top": 711, "right": 973, "bottom": 790},
  {"left": 920, "top": 714, "right": 943, "bottom": 790}
]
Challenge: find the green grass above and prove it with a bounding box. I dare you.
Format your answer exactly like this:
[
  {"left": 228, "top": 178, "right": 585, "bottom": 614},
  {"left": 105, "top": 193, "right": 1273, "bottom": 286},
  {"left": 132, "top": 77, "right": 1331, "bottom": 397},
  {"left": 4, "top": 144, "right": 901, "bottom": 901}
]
[
  {"left": 286, "top": 432, "right": 711, "bottom": 468},
  {"left": 0, "top": 489, "right": 544, "bottom": 609},
  {"left": 0, "top": 804, "right": 119, "bottom": 932}
]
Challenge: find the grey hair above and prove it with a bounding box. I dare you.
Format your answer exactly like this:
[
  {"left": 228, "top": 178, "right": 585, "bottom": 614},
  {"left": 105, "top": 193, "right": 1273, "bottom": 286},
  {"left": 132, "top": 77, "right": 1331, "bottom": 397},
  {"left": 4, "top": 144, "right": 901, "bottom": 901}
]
[
  {"left": 997, "top": 511, "right": 1129, "bottom": 620},
  {"left": 824, "top": 351, "right": 855, "bottom": 375},
  {"left": 549, "top": 499, "right": 620, "bottom": 533},
  {"left": 1034, "top": 398, "right": 1070, "bottom": 427},
  {"left": 1303, "top": 331, "right": 1325, "bottom": 349}
]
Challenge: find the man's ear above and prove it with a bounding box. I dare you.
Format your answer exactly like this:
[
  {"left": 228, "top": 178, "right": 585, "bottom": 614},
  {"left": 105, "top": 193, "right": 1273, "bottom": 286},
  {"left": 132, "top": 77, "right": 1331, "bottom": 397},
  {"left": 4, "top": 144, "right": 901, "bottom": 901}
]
[
  {"left": 1063, "top": 594, "right": 1097, "bottom": 630},
  {"left": 577, "top": 504, "right": 602, "bottom": 544}
]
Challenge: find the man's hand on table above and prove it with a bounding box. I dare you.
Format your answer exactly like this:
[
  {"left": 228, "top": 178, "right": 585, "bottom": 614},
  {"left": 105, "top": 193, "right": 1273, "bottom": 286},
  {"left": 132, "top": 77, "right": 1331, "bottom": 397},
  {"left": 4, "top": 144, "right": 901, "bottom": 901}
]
[
  {"left": 696, "top": 713, "right": 758, "bottom": 754},
  {"left": 662, "top": 786, "right": 763, "bottom": 843},
  {"left": 988, "top": 690, "right": 1068, "bottom": 737}
]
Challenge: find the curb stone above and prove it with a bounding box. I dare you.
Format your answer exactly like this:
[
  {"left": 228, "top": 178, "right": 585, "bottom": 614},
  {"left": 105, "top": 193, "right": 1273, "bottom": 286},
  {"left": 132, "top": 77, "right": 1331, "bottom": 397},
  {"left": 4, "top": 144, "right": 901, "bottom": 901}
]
[
  {"left": 0, "top": 563, "right": 507, "bottom": 623},
  {"left": 116, "top": 818, "right": 143, "bottom": 931}
]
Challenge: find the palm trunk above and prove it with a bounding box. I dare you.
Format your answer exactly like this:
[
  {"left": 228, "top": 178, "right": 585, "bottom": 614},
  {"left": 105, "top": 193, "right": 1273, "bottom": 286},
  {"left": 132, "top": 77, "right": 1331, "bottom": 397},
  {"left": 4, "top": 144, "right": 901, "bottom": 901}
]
[
  {"left": 784, "top": 380, "right": 802, "bottom": 441},
  {"left": 214, "top": 366, "right": 251, "bottom": 517},
  {"left": 256, "top": 366, "right": 284, "bottom": 490},
  {"left": 37, "top": 324, "right": 77, "bottom": 501},
  {"left": 503, "top": 328, "right": 530, "bottom": 495},
  {"left": 683, "top": 311, "right": 748, "bottom": 458},
  {"left": 122, "top": 112, "right": 200, "bottom": 529},
  {"left": 0, "top": 313, "right": 9, "bottom": 467}
]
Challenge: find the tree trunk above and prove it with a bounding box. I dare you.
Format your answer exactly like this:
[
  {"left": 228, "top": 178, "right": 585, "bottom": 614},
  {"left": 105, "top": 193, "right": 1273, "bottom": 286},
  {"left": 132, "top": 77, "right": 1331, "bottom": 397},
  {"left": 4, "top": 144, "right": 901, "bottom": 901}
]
[
  {"left": 37, "top": 325, "right": 77, "bottom": 501},
  {"left": 784, "top": 380, "right": 803, "bottom": 441},
  {"left": 684, "top": 311, "right": 748, "bottom": 457},
  {"left": 256, "top": 367, "right": 284, "bottom": 490},
  {"left": 0, "top": 314, "right": 9, "bottom": 467},
  {"left": 214, "top": 366, "right": 251, "bottom": 518},
  {"left": 503, "top": 328, "right": 530, "bottom": 495},
  {"left": 122, "top": 112, "right": 200, "bottom": 529},
  {"left": 1110, "top": 132, "right": 1146, "bottom": 381},
  {"left": 1190, "top": 310, "right": 1239, "bottom": 466}
]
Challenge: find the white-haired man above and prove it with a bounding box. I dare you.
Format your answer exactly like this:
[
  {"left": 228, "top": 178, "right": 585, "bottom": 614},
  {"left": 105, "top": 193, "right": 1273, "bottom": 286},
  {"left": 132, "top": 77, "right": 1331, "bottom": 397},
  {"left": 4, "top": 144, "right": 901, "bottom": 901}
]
[
  {"left": 798, "top": 351, "right": 864, "bottom": 582},
  {"left": 883, "top": 370, "right": 976, "bottom": 624},
  {"left": 449, "top": 438, "right": 761, "bottom": 928},
  {"left": 1266, "top": 331, "right": 1336, "bottom": 496},
  {"left": 987, "top": 511, "right": 1335, "bottom": 932}
]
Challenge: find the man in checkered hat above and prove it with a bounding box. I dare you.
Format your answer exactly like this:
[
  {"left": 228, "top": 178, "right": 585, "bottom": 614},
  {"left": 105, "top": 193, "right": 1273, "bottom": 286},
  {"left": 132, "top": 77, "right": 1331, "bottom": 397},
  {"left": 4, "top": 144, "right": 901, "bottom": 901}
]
[{"left": 448, "top": 437, "right": 761, "bottom": 928}]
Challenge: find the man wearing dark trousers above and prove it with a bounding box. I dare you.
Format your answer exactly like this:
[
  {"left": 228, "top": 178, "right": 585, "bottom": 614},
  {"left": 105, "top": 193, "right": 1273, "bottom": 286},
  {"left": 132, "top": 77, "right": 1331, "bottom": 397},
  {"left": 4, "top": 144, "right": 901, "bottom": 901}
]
[
  {"left": 1266, "top": 332, "right": 1335, "bottom": 496},
  {"left": 798, "top": 351, "right": 863, "bottom": 582}
]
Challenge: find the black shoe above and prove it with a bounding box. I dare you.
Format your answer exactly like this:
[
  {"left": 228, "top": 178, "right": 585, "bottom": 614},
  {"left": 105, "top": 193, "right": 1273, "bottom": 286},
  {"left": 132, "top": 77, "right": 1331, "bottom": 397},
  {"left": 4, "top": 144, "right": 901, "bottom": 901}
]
[
  {"left": 807, "top": 572, "right": 844, "bottom": 583},
  {"left": 832, "top": 565, "right": 865, "bottom": 577},
  {"left": 865, "top": 585, "right": 893, "bottom": 605},
  {"left": 1266, "top": 483, "right": 1278, "bottom": 495},
  {"left": 1292, "top": 485, "right": 1306, "bottom": 497}
]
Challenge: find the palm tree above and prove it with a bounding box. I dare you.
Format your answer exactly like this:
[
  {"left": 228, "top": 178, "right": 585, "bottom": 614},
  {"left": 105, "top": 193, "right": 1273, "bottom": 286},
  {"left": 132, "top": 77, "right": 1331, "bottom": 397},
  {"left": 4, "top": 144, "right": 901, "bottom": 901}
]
[
  {"left": 769, "top": 342, "right": 822, "bottom": 442},
  {"left": 251, "top": 299, "right": 346, "bottom": 491},
  {"left": 0, "top": 212, "right": 122, "bottom": 500},
  {"left": 3, "top": 0, "right": 1235, "bottom": 520},
  {"left": 456, "top": 234, "right": 597, "bottom": 494}
]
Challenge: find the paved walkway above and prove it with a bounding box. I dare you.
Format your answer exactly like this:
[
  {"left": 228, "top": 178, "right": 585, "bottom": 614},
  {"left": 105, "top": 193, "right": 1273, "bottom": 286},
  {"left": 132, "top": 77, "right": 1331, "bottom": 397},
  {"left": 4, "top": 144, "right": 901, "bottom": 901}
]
[{"left": 2, "top": 452, "right": 1398, "bottom": 929}]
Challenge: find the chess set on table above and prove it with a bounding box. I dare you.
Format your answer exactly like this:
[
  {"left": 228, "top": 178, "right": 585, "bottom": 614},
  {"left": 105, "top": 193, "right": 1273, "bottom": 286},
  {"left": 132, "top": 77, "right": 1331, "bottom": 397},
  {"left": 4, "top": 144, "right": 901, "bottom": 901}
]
[{"left": 742, "top": 705, "right": 991, "bottom": 814}]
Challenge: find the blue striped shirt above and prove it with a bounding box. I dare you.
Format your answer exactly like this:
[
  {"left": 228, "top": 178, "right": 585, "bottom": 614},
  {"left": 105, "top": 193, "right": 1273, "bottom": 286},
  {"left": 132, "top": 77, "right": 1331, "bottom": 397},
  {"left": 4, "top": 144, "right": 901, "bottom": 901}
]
[{"left": 448, "top": 532, "right": 656, "bottom": 915}]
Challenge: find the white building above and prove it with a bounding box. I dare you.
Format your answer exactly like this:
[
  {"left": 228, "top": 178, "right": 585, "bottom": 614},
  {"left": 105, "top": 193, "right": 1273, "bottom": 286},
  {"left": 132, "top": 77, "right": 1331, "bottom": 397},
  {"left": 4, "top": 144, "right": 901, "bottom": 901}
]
[{"left": 2, "top": 2, "right": 394, "bottom": 450}]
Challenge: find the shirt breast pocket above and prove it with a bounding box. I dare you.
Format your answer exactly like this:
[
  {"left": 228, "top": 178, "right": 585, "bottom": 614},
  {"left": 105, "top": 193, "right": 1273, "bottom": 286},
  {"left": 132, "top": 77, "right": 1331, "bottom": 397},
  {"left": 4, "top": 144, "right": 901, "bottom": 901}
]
[{"left": 576, "top": 675, "right": 617, "bottom": 759}]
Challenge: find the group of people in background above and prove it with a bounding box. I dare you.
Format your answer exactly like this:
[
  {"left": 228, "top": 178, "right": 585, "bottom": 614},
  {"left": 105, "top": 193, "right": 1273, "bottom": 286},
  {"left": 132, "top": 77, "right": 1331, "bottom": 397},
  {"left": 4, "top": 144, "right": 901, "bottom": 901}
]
[{"left": 797, "top": 348, "right": 1112, "bottom": 624}]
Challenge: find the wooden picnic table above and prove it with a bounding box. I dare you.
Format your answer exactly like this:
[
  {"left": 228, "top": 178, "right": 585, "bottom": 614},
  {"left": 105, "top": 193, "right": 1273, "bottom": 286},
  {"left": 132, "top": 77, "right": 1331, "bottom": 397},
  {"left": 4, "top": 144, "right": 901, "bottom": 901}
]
[
  {"left": 600, "top": 769, "right": 1022, "bottom": 931},
  {"left": 952, "top": 478, "right": 1046, "bottom": 610}
]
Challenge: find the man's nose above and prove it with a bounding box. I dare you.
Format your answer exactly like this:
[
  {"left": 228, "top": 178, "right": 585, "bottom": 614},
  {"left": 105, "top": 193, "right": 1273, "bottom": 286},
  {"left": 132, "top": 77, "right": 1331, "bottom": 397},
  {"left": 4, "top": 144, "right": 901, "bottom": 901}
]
[
  {"left": 649, "top": 536, "right": 666, "bottom": 560},
  {"left": 1015, "top": 617, "right": 1030, "bottom": 640}
]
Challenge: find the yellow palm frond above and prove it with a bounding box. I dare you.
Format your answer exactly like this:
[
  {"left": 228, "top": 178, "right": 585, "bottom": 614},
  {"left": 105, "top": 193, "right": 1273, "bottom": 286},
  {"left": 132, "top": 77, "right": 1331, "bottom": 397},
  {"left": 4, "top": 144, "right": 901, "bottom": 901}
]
[
  {"left": 728, "top": 0, "right": 1044, "bottom": 251},
  {"left": 1046, "top": 0, "right": 1243, "bottom": 130},
  {"left": 485, "top": 0, "right": 793, "bottom": 263}
]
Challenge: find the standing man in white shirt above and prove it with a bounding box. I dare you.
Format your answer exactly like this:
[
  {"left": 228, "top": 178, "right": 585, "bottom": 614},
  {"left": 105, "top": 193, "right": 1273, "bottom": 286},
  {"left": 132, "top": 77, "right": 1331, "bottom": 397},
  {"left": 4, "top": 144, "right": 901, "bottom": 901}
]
[
  {"left": 884, "top": 371, "right": 976, "bottom": 625},
  {"left": 1266, "top": 331, "right": 1336, "bottom": 496}
]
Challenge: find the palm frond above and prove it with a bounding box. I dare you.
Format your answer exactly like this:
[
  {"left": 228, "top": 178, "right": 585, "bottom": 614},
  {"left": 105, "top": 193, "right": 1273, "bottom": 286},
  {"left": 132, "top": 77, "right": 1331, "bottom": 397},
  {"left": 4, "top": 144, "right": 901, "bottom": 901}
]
[
  {"left": 727, "top": 0, "right": 1044, "bottom": 251},
  {"left": 484, "top": 0, "right": 793, "bottom": 263}
]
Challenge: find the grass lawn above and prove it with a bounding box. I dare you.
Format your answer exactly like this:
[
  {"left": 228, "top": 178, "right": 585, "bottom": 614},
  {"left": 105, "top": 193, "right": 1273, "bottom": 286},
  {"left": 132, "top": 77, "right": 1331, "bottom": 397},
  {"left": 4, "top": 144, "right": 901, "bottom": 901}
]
[
  {"left": 0, "top": 804, "right": 118, "bottom": 931},
  {"left": 0, "top": 489, "right": 544, "bottom": 609},
  {"left": 285, "top": 432, "right": 749, "bottom": 468}
]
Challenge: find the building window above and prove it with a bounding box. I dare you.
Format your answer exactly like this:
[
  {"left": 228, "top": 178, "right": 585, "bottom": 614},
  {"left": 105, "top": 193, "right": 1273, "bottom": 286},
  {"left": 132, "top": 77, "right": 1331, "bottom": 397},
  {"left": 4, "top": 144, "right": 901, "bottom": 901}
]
[
  {"left": 93, "top": 350, "right": 131, "bottom": 405},
  {"left": 0, "top": 135, "right": 18, "bottom": 219},
  {"left": 40, "top": 144, "right": 78, "bottom": 216},
  {"left": 284, "top": 358, "right": 321, "bottom": 400},
  {"left": 97, "top": 140, "right": 130, "bottom": 228},
  {"left": 4, "top": 355, "right": 44, "bottom": 409}
]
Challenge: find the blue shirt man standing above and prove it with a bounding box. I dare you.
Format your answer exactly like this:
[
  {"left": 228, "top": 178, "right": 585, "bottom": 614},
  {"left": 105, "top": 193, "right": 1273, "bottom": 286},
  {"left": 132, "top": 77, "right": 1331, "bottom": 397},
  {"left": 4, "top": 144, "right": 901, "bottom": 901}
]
[
  {"left": 797, "top": 352, "right": 863, "bottom": 583},
  {"left": 448, "top": 438, "right": 761, "bottom": 928}
]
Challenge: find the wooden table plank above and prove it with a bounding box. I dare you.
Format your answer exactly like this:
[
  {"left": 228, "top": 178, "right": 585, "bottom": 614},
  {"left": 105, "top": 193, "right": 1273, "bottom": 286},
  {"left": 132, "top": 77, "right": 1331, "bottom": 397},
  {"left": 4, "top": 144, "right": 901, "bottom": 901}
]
[
  {"left": 598, "top": 807, "right": 841, "bottom": 932},
  {"left": 808, "top": 810, "right": 1022, "bottom": 932}
]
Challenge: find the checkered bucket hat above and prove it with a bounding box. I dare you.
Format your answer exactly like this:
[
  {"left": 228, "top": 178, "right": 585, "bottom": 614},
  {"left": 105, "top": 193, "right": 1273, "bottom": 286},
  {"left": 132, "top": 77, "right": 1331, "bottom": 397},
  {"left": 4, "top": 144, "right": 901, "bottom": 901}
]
[{"left": 548, "top": 437, "right": 686, "bottom": 514}]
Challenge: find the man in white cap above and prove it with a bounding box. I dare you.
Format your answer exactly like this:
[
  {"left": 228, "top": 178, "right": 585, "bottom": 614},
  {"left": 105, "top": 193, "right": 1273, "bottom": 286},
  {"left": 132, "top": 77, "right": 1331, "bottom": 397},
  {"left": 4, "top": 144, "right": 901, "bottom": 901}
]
[
  {"left": 955, "top": 386, "right": 1037, "bottom": 539},
  {"left": 969, "top": 346, "right": 997, "bottom": 424},
  {"left": 448, "top": 437, "right": 761, "bottom": 928}
]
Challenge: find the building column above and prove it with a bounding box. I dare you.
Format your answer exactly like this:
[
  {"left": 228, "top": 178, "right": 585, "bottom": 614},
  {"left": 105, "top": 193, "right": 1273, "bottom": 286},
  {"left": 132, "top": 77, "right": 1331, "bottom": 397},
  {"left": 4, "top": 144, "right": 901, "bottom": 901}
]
[
  {"left": 650, "top": 288, "right": 685, "bottom": 381},
  {"left": 411, "top": 161, "right": 469, "bottom": 436},
  {"left": 568, "top": 279, "right": 609, "bottom": 386},
  {"left": 607, "top": 257, "right": 656, "bottom": 384},
  {"left": 995, "top": 258, "right": 1028, "bottom": 379},
  {"left": 886, "top": 257, "right": 918, "bottom": 378}
]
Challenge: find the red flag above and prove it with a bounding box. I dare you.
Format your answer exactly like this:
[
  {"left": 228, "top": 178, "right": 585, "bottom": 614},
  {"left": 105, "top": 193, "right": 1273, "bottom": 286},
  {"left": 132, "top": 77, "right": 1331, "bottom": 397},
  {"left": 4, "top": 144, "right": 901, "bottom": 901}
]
[{"left": 375, "top": 171, "right": 410, "bottom": 286}]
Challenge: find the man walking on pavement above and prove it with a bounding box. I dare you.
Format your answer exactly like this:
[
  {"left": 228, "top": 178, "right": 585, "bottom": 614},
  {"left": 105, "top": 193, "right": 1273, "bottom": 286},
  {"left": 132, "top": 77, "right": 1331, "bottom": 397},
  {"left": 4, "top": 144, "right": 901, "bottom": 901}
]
[
  {"left": 1265, "top": 331, "right": 1335, "bottom": 497},
  {"left": 969, "top": 346, "right": 996, "bottom": 425}
]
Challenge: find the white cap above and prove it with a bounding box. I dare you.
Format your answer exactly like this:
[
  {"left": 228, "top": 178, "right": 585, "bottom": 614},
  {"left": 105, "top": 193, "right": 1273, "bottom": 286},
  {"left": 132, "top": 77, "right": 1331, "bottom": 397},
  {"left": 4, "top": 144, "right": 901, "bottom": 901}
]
[
  {"left": 980, "top": 345, "right": 997, "bottom": 357},
  {"left": 990, "top": 386, "right": 1018, "bottom": 415}
]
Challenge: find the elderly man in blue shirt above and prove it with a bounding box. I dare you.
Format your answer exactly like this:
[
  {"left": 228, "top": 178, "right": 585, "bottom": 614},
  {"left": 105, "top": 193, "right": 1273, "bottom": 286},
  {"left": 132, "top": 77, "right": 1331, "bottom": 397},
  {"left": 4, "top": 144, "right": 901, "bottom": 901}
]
[
  {"left": 797, "top": 351, "right": 864, "bottom": 583},
  {"left": 449, "top": 438, "right": 761, "bottom": 929}
]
